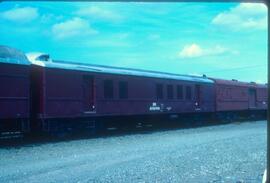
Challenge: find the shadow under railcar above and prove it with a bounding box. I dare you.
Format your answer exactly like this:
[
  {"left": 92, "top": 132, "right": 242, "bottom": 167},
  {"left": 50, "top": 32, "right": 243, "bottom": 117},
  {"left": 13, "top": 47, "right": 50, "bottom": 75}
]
[{"left": 0, "top": 110, "right": 266, "bottom": 148}]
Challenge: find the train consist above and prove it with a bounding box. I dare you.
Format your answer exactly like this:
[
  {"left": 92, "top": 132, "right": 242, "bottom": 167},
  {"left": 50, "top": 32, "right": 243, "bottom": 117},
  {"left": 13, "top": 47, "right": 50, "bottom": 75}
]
[{"left": 0, "top": 46, "right": 267, "bottom": 137}]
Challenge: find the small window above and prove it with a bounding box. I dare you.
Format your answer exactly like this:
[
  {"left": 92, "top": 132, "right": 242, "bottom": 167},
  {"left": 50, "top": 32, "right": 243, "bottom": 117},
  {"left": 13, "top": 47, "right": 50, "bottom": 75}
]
[
  {"left": 104, "top": 80, "right": 113, "bottom": 99},
  {"left": 177, "top": 85, "right": 183, "bottom": 99},
  {"left": 119, "top": 81, "right": 128, "bottom": 99},
  {"left": 167, "top": 85, "right": 173, "bottom": 99},
  {"left": 156, "top": 84, "right": 163, "bottom": 100},
  {"left": 185, "top": 86, "right": 192, "bottom": 100}
]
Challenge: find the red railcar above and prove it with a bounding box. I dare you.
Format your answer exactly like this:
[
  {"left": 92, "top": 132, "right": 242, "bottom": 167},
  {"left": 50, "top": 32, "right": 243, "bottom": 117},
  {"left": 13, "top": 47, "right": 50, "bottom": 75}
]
[
  {"left": 0, "top": 46, "right": 31, "bottom": 136},
  {"left": 212, "top": 78, "right": 267, "bottom": 119},
  {"left": 28, "top": 54, "right": 215, "bottom": 133}
]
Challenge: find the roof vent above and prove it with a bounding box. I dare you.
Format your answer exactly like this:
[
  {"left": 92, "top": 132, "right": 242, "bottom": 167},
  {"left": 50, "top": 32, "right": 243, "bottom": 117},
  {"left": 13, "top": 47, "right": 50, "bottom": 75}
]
[
  {"left": 36, "top": 54, "right": 51, "bottom": 62},
  {"left": 26, "top": 52, "right": 52, "bottom": 63}
]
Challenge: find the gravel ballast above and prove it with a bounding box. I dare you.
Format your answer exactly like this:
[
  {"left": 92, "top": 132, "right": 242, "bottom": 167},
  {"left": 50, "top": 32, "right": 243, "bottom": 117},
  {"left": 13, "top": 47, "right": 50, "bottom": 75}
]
[{"left": 0, "top": 120, "right": 266, "bottom": 183}]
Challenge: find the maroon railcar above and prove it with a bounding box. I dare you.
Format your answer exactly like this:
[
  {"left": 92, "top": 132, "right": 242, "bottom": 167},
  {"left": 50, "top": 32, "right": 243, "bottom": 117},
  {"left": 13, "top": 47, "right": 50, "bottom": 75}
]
[
  {"left": 28, "top": 54, "right": 215, "bottom": 133},
  {"left": 212, "top": 78, "right": 267, "bottom": 119},
  {"left": 27, "top": 53, "right": 267, "bottom": 135},
  {"left": 0, "top": 46, "right": 31, "bottom": 136}
]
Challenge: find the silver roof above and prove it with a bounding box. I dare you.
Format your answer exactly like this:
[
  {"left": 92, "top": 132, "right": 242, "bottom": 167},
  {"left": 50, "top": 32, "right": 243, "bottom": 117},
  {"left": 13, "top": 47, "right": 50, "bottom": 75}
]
[
  {"left": 0, "top": 45, "right": 30, "bottom": 65},
  {"left": 27, "top": 52, "right": 214, "bottom": 84}
]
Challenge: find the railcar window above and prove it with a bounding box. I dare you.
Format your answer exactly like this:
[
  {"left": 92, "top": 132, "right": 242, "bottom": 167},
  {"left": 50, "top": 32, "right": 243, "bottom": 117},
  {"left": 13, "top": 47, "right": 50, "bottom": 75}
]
[
  {"left": 104, "top": 80, "right": 113, "bottom": 99},
  {"left": 119, "top": 81, "right": 128, "bottom": 99},
  {"left": 167, "top": 85, "right": 173, "bottom": 99},
  {"left": 185, "top": 86, "right": 192, "bottom": 100},
  {"left": 177, "top": 85, "right": 183, "bottom": 100},
  {"left": 156, "top": 84, "right": 163, "bottom": 100}
]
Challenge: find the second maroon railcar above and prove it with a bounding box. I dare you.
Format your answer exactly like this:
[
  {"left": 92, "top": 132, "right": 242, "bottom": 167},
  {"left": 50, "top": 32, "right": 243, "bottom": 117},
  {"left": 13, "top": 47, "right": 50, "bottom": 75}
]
[{"left": 213, "top": 79, "right": 267, "bottom": 110}]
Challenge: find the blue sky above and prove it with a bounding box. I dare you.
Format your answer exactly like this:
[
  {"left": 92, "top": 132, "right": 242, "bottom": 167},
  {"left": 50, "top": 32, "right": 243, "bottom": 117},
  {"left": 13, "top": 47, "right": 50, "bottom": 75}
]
[{"left": 0, "top": 2, "right": 267, "bottom": 83}]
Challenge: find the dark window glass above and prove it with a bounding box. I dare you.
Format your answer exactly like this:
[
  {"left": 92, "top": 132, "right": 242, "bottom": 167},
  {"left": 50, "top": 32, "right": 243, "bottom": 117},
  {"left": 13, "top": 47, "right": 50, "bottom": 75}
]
[
  {"left": 156, "top": 84, "right": 163, "bottom": 99},
  {"left": 119, "top": 81, "right": 128, "bottom": 99},
  {"left": 177, "top": 85, "right": 183, "bottom": 99},
  {"left": 167, "top": 85, "right": 173, "bottom": 99},
  {"left": 104, "top": 80, "right": 113, "bottom": 99},
  {"left": 186, "top": 86, "right": 192, "bottom": 100}
]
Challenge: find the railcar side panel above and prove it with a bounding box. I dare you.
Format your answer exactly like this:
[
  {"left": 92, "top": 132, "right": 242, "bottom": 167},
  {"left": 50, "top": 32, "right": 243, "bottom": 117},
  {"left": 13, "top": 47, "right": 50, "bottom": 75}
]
[
  {"left": 35, "top": 66, "right": 215, "bottom": 120},
  {"left": 199, "top": 84, "right": 215, "bottom": 112},
  {"left": 215, "top": 84, "right": 249, "bottom": 111},
  {"left": 95, "top": 73, "right": 215, "bottom": 115},
  {"left": 255, "top": 87, "right": 267, "bottom": 109},
  {"left": 0, "top": 63, "right": 30, "bottom": 119},
  {"left": 44, "top": 68, "right": 84, "bottom": 118},
  {"left": 213, "top": 79, "right": 267, "bottom": 112}
]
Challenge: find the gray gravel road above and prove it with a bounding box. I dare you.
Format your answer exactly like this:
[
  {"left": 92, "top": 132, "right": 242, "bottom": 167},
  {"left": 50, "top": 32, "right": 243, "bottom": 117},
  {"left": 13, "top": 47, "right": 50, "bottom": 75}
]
[{"left": 0, "top": 120, "right": 266, "bottom": 183}]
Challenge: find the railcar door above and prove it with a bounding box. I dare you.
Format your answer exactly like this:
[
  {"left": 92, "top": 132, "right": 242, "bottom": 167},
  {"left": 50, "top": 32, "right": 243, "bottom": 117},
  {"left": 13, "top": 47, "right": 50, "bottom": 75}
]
[
  {"left": 82, "top": 75, "right": 95, "bottom": 112},
  {"left": 248, "top": 88, "right": 256, "bottom": 108},
  {"left": 195, "top": 84, "right": 201, "bottom": 110}
]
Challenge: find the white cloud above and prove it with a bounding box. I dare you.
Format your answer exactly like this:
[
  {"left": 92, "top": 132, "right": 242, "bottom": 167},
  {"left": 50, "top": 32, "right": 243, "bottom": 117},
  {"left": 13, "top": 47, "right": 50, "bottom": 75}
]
[
  {"left": 179, "top": 44, "right": 203, "bottom": 58},
  {"left": 212, "top": 3, "right": 267, "bottom": 31},
  {"left": 75, "top": 6, "right": 122, "bottom": 22},
  {"left": 1, "top": 6, "right": 39, "bottom": 23},
  {"left": 52, "top": 17, "right": 98, "bottom": 39},
  {"left": 178, "top": 43, "right": 228, "bottom": 58}
]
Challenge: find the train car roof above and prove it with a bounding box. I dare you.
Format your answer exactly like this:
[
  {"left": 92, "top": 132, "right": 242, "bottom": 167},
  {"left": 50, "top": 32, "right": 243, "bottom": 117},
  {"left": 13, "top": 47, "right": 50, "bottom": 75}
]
[
  {"left": 27, "top": 53, "right": 214, "bottom": 84},
  {"left": 212, "top": 78, "right": 267, "bottom": 88},
  {"left": 0, "top": 46, "right": 30, "bottom": 65}
]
